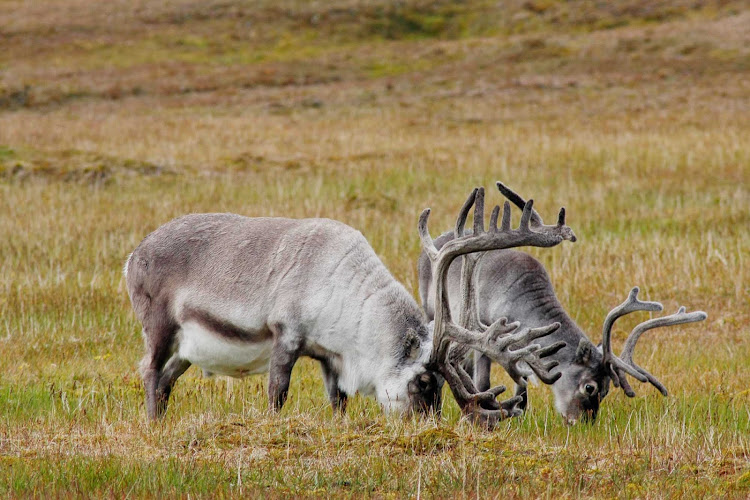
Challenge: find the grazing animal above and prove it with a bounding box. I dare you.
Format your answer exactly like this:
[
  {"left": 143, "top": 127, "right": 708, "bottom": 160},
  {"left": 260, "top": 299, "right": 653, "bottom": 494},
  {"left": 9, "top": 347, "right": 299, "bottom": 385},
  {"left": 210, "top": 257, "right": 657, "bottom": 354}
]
[
  {"left": 124, "top": 186, "right": 571, "bottom": 426},
  {"left": 419, "top": 182, "right": 707, "bottom": 424}
]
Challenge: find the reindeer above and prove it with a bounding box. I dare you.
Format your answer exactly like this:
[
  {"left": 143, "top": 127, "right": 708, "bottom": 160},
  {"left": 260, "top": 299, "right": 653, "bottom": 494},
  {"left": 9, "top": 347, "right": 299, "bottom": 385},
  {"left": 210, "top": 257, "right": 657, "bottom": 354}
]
[
  {"left": 124, "top": 187, "right": 573, "bottom": 426},
  {"left": 419, "top": 182, "right": 707, "bottom": 424}
]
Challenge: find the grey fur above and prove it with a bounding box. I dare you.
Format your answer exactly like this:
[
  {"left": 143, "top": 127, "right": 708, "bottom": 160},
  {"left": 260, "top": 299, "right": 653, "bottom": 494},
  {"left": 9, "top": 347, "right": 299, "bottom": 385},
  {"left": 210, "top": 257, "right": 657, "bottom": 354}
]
[{"left": 126, "top": 213, "right": 436, "bottom": 419}]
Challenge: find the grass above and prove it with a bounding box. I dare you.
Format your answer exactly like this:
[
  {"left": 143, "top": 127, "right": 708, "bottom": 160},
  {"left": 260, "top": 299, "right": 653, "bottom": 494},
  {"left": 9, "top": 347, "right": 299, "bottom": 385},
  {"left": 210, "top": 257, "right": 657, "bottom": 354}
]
[{"left": 0, "top": 0, "right": 749, "bottom": 497}]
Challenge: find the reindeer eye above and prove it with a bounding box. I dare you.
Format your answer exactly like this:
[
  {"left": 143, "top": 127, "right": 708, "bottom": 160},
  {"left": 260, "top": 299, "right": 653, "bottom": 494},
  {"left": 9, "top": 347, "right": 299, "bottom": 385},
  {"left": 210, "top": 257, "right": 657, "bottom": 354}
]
[{"left": 584, "top": 383, "right": 597, "bottom": 395}]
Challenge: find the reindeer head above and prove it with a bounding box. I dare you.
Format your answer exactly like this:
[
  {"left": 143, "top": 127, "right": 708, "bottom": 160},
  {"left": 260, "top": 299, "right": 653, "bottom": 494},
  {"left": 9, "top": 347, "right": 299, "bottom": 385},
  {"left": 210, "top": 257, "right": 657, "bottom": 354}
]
[
  {"left": 407, "top": 369, "right": 445, "bottom": 415},
  {"left": 549, "top": 338, "right": 610, "bottom": 424},
  {"left": 551, "top": 288, "right": 707, "bottom": 424}
]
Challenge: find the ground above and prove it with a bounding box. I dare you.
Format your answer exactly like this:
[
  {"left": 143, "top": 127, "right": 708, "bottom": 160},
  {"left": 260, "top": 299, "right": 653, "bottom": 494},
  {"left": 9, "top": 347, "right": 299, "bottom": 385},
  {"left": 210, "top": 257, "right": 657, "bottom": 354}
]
[{"left": 0, "top": 0, "right": 749, "bottom": 497}]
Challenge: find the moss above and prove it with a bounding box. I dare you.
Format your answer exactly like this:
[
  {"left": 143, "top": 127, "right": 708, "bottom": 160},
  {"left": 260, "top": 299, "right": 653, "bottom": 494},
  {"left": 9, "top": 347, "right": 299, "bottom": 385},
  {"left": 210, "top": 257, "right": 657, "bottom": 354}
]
[
  {"left": 735, "top": 470, "right": 750, "bottom": 489},
  {"left": 394, "top": 427, "right": 460, "bottom": 454}
]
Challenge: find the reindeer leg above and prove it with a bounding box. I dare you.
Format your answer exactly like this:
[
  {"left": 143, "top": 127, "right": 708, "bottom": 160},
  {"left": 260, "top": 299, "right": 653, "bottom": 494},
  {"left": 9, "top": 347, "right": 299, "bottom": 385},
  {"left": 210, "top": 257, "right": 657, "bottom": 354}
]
[
  {"left": 473, "top": 352, "right": 492, "bottom": 392},
  {"left": 156, "top": 354, "right": 191, "bottom": 411},
  {"left": 320, "top": 358, "right": 348, "bottom": 413},
  {"left": 138, "top": 302, "right": 179, "bottom": 420},
  {"left": 514, "top": 383, "right": 528, "bottom": 411},
  {"left": 268, "top": 323, "right": 300, "bottom": 412},
  {"left": 140, "top": 348, "right": 163, "bottom": 420},
  {"left": 504, "top": 364, "right": 529, "bottom": 412}
]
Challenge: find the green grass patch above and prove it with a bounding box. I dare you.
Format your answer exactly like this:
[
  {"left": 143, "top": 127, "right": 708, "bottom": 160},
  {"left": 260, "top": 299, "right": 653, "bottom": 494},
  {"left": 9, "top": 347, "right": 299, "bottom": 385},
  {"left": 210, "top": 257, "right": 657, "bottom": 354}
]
[{"left": 0, "top": 456, "right": 236, "bottom": 497}]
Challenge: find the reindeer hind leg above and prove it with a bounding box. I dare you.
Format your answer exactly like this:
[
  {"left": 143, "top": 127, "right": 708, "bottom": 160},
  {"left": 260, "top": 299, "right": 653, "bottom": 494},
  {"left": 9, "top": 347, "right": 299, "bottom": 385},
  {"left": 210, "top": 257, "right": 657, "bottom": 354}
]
[
  {"left": 156, "top": 354, "right": 191, "bottom": 412},
  {"left": 139, "top": 303, "right": 179, "bottom": 420}
]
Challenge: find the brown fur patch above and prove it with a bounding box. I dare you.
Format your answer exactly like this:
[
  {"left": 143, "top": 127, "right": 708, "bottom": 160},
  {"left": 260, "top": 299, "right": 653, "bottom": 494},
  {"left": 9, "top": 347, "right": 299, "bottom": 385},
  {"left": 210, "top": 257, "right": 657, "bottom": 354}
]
[{"left": 181, "top": 307, "right": 272, "bottom": 343}]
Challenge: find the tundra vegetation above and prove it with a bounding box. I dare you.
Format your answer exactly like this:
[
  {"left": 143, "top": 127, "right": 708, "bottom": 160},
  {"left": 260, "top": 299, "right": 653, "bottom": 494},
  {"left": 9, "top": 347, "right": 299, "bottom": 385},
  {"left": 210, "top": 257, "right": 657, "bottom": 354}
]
[{"left": 0, "top": 0, "right": 749, "bottom": 497}]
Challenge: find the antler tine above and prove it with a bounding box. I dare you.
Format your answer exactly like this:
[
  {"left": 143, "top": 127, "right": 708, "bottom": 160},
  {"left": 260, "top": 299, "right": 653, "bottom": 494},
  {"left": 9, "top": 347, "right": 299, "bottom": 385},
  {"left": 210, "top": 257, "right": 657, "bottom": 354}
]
[
  {"left": 519, "top": 199, "right": 535, "bottom": 232},
  {"left": 418, "top": 209, "right": 438, "bottom": 262},
  {"left": 444, "top": 342, "right": 519, "bottom": 426},
  {"left": 496, "top": 181, "right": 577, "bottom": 242},
  {"left": 489, "top": 205, "right": 500, "bottom": 232},
  {"left": 611, "top": 306, "right": 707, "bottom": 396},
  {"left": 447, "top": 344, "right": 505, "bottom": 406},
  {"left": 473, "top": 187, "right": 485, "bottom": 234},
  {"left": 500, "top": 201, "right": 511, "bottom": 231},
  {"left": 454, "top": 188, "right": 478, "bottom": 239},
  {"left": 558, "top": 208, "right": 576, "bottom": 242},
  {"left": 522, "top": 341, "right": 566, "bottom": 385},
  {"left": 497, "top": 181, "right": 544, "bottom": 226},
  {"left": 622, "top": 307, "right": 707, "bottom": 365},
  {"left": 601, "top": 287, "right": 663, "bottom": 365}
]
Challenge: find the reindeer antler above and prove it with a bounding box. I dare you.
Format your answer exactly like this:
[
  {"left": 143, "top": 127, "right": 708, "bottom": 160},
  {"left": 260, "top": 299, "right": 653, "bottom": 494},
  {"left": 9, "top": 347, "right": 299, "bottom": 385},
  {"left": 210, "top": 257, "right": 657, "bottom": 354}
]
[
  {"left": 601, "top": 287, "right": 707, "bottom": 397},
  {"left": 421, "top": 185, "right": 574, "bottom": 428},
  {"left": 496, "top": 181, "right": 577, "bottom": 243},
  {"left": 452, "top": 189, "right": 565, "bottom": 386}
]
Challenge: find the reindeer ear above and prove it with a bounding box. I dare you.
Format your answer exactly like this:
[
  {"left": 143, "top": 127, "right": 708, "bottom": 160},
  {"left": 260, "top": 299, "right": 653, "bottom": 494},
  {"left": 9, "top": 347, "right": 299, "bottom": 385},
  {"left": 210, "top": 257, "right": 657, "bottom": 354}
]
[
  {"left": 405, "top": 329, "right": 422, "bottom": 360},
  {"left": 575, "top": 338, "right": 595, "bottom": 365}
]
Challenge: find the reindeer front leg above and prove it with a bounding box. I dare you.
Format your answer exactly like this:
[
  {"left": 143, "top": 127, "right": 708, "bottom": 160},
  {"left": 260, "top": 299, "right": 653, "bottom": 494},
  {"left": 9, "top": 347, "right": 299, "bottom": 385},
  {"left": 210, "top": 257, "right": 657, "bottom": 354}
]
[
  {"left": 472, "top": 352, "right": 493, "bottom": 392},
  {"left": 320, "top": 359, "right": 348, "bottom": 413},
  {"left": 268, "top": 324, "right": 301, "bottom": 412}
]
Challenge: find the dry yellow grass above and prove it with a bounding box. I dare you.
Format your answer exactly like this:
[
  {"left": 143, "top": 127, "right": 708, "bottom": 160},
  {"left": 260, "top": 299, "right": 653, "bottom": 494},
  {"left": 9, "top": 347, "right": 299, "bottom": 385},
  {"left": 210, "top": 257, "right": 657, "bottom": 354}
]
[{"left": 0, "top": 0, "right": 748, "bottom": 497}]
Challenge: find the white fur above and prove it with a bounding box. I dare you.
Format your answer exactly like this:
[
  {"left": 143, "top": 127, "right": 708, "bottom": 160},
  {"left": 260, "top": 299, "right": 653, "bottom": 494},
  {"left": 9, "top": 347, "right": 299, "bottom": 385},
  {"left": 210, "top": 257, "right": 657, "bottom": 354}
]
[
  {"left": 123, "top": 252, "right": 133, "bottom": 278},
  {"left": 171, "top": 288, "right": 274, "bottom": 377},
  {"left": 177, "top": 321, "right": 273, "bottom": 377},
  {"left": 377, "top": 338, "right": 433, "bottom": 414}
]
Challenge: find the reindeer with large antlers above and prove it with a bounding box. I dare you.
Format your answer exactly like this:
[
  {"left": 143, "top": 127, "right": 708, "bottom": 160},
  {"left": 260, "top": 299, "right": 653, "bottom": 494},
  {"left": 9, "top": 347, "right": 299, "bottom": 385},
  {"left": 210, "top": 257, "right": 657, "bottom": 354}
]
[
  {"left": 419, "top": 182, "right": 708, "bottom": 424},
  {"left": 125, "top": 185, "right": 571, "bottom": 425},
  {"left": 418, "top": 186, "right": 573, "bottom": 426}
]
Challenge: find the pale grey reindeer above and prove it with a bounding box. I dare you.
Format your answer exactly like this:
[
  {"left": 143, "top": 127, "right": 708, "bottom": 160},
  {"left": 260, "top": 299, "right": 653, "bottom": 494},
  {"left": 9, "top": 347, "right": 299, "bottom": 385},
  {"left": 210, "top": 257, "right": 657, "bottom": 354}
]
[
  {"left": 124, "top": 187, "right": 573, "bottom": 426},
  {"left": 419, "top": 182, "right": 707, "bottom": 424}
]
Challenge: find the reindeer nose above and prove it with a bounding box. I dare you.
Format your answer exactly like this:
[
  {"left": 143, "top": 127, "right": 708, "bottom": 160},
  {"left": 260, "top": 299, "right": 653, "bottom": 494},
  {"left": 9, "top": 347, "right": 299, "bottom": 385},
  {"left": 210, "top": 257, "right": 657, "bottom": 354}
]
[{"left": 418, "top": 373, "right": 433, "bottom": 390}]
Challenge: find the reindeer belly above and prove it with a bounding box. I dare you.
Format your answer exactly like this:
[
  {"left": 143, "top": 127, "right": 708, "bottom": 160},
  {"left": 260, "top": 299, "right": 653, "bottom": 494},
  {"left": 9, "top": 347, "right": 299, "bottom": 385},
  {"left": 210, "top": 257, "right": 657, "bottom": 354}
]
[{"left": 177, "top": 321, "right": 274, "bottom": 377}]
